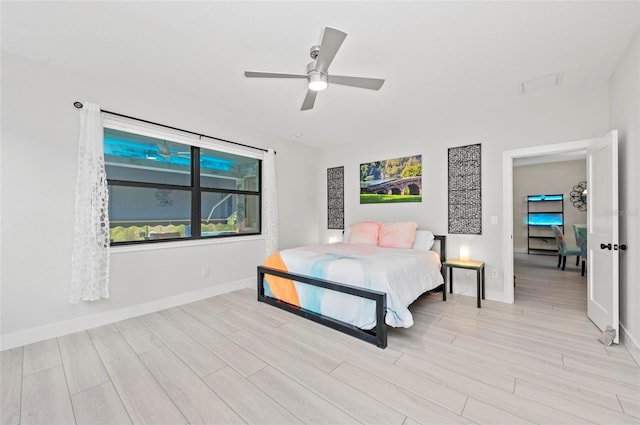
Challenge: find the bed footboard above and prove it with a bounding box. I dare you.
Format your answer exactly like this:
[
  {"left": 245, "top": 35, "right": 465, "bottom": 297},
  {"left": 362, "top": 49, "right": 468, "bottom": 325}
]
[{"left": 257, "top": 266, "right": 388, "bottom": 348}]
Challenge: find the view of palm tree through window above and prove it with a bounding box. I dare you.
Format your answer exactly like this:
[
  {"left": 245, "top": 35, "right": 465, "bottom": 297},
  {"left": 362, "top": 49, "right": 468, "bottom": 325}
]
[{"left": 104, "top": 128, "right": 260, "bottom": 244}]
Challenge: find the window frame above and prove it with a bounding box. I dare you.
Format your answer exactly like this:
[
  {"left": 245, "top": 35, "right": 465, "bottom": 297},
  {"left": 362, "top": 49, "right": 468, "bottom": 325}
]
[{"left": 103, "top": 117, "right": 262, "bottom": 246}]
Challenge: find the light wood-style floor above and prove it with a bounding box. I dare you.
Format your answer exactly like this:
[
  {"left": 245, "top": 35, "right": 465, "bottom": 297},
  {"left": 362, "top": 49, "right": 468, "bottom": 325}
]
[{"left": 2, "top": 253, "right": 639, "bottom": 425}]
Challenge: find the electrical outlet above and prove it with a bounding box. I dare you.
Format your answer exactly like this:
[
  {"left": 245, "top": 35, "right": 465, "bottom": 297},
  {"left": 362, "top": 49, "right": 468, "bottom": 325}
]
[
  {"left": 491, "top": 269, "right": 498, "bottom": 278},
  {"left": 201, "top": 267, "right": 209, "bottom": 277}
]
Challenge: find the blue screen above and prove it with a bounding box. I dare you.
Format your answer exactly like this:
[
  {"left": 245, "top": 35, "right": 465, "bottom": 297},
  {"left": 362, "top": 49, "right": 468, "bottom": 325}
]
[
  {"left": 528, "top": 194, "right": 563, "bottom": 202},
  {"left": 528, "top": 213, "right": 563, "bottom": 226}
]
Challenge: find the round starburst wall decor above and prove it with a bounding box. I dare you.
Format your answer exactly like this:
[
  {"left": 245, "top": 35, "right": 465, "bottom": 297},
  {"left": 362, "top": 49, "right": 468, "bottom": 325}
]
[{"left": 570, "top": 181, "right": 587, "bottom": 211}]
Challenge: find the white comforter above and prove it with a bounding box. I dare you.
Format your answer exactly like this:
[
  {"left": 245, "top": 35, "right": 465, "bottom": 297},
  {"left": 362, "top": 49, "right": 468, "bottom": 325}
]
[{"left": 263, "top": 243, "right": 443, "bottom": 329}]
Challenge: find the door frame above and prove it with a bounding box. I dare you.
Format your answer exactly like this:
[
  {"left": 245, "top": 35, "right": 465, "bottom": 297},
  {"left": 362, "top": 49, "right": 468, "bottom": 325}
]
[{"left": 502, "top": 138, "right": 592, "bottom": 303}]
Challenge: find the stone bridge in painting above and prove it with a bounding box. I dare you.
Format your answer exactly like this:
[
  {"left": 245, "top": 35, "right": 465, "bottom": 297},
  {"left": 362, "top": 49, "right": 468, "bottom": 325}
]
[{"left": 361, "top": 177, "right": 422, "bottom": 195}]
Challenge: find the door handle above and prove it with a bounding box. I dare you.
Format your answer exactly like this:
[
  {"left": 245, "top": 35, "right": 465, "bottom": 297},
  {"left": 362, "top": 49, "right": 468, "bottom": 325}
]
[
  {"left": 614, "top": 244, "right": 628, "bottom": 251},
  {"left": 601, "top": 243, "right": 612, "bottom": 250}
]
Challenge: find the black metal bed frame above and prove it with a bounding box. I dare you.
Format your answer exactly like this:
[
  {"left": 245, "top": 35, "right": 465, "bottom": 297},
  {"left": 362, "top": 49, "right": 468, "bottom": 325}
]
[{"left": 257, "top": 235, "right": 446, "bottom": 349}]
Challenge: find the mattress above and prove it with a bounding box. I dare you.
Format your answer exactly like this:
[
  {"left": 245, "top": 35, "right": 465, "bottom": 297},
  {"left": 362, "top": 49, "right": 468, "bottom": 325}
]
[{"left": 262, "top": 242, "right": 443, "bottom": 329}]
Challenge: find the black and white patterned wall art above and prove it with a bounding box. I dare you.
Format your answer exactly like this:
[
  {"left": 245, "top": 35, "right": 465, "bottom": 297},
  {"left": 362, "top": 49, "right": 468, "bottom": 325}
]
[
  {"left": 327, "top": 166, "right": 345, "bottom": 230},
  {"left": 448, "top": 143, "right": 482, "bottom": 235}
]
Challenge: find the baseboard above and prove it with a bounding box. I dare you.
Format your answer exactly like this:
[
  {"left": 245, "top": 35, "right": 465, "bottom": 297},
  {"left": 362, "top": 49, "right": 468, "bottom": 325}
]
[
  {"left": 0, "top": 278, "right": 253, "bottom": 351},
  {"left": 447, "top": 285, "right": 510, "bottom": 304},
  {"left": 486, "top": 291, "right": 511, "bottom": 304},
  {"left": 620, "top": 323, "right": 640, "bottom": 366}
]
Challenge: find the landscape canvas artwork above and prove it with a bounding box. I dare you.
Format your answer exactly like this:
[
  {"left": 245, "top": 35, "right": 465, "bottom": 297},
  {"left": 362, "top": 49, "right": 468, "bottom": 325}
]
[{"left": 360, "top": 155, "right": 422, "bottom": 204}]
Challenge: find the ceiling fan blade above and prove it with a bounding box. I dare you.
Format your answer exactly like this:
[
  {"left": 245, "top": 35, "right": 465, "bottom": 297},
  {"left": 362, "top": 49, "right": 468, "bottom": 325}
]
[
  {"left": 328, "top": 75, "right": 385, "bottom": 90},
  {"left": 315, "top": 27, "right": 347, "bottom": 73},
  {"left": 301, "top": 90, "right": 318, "bottom": 111},
  {"left": 244, "top": 71, "right": 308, "bottom": 79}
]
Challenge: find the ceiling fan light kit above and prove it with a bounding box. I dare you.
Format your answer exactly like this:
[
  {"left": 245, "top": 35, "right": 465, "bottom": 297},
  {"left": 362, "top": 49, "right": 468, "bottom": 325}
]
[
  {"left": 244, "top": 26, "right": 385, "bottom": 110},
  {"left": 308, "top": 71, "right": 328, "bottom": 91}
]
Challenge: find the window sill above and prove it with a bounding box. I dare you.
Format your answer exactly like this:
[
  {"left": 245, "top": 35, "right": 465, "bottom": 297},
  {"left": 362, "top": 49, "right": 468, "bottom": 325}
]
[{"left": 110, "top": 234, "right": 264, "bottom": 254}]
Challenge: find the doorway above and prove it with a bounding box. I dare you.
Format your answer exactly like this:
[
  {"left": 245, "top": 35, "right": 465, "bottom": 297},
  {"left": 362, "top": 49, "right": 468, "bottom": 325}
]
[
  {"left": 513, "top": 153, "right": 587, "bottom": 269},
  {"left": 503, "top": 131, "right": 620, "bottom": 342},
  {"left": 501, "top": 139, "right": 592, "bottom": 305}
]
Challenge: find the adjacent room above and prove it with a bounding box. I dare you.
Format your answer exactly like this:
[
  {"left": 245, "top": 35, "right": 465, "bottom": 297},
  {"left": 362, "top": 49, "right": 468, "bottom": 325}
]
[
  {"left": 512, "top": 155, "right": 589, "bottom": 307},
  {"left": 2, "top": 1, "right": 639, "bottom": 424}
]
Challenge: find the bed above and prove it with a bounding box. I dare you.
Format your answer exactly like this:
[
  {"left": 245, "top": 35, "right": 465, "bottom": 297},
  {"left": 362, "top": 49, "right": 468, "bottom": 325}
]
[{"left": 257, "top": 222, "right": 446, "bottom": 348}]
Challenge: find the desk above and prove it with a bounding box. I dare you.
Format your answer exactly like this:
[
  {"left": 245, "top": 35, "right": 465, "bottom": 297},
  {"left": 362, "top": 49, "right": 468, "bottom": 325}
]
[{"left": 442, "top": 259, "right": 485, "bottom": 308}]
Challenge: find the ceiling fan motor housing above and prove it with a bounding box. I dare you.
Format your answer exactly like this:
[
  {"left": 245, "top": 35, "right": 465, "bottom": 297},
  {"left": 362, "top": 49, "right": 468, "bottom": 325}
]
[
  {"left": 306, "top": 61, "right": 324, "bottom": 74},
  {"left": 309, "top": 45, "right": 321, "bottom": 59}
]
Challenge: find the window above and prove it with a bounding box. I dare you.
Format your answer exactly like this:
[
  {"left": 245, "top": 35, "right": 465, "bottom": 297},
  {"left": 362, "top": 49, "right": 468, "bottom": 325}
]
[{"left": 104, "top": 127, "right": 261, "bottom": 244}]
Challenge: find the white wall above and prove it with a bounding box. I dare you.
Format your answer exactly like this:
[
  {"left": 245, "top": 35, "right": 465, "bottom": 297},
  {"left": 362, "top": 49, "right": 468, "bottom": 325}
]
[
  {"left": 315, "top": 29, "right": 639, "bottom": 355},
  {"left": 610, "top": 28, "right": 640, "bottom": 360},
  {"left": 3, "top": 29, "right": 637, "bottom": 356},
  {"left": 0, "top": 53, "right": 319, "bottom": 349},
  {"left": 318, "top": 84, "right": 610, "bottom": 301},
  {"left": 513, "top": 160, "right": 587, "bottom": 253}
]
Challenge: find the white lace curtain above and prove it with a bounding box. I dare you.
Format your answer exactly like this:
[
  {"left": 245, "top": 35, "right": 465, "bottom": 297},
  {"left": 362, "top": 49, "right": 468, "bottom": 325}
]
[
  {"left": 263, "top": 149, "right": 279, "bottom": 258},
  {"left": 70, "top": 102, "right": 110, "bottom": 302}
]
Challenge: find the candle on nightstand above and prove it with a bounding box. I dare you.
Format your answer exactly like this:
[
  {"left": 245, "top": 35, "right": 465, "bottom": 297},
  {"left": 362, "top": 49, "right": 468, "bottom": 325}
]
[{"left": 459, "top": 246, "right": 470, "bottom": 261}]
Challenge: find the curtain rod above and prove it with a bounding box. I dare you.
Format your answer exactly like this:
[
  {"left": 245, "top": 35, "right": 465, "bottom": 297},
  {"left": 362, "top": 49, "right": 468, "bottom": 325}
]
[{"left": 73, "top": 101, "right": 270, "bottom": 153}]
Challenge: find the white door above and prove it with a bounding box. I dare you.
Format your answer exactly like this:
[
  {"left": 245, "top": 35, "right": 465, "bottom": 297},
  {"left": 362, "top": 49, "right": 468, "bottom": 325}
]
[{"left": 587, "top": 130, "right": 619, "bottom": 343}]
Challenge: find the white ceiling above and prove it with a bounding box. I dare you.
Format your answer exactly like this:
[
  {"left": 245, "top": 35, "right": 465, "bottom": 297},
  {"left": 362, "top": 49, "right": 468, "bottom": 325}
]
[{"left": 2, "top": 1, "right": 638, "bottom": 149}]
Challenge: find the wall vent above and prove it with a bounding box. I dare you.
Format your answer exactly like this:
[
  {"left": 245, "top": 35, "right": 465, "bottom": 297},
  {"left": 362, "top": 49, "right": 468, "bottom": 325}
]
[{"left": 521, "top": 72, "right": 563, "bottom": 94}]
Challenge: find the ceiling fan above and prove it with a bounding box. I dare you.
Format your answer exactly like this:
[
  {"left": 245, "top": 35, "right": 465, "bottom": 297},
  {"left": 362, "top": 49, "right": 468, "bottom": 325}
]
[
  {"left": 153, "top": 141, "right": 190, "bottom": 161},
  {"left": 244, "top": 27, "right": 385, "bottom": 111}
]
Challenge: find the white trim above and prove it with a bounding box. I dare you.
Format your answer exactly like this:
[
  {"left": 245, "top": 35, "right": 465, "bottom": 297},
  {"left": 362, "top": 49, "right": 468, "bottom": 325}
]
[
  {"left": 502, "top": 139, "right": 592, "bottom": 303},
  {"left": 200, "top": 136, "right": 265, "bottom": 160},
  {"left": 485, "top": 290, "right": 509, "bottom": 304},
  {"left": 103, "top": 115, "right": 199, "bottom": 147},
  {"left": 0, "top": 278, "right": 252, "bottom": 351},
  {"left": 620, "top": 323, "right": 640, "bottom": 366},
  {"left": 448, "top": 288, "right": 509, "bottom": 304},
  {"left": 111, "top": 234, "right": 264, "bottom": 253},
  {"left": 502, "top": 150, "right": 515, "bottom": 304}
]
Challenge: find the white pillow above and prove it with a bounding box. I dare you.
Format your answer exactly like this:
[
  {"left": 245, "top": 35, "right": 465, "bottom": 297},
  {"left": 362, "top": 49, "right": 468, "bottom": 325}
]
[{"left": 412, "top": 230, "right": 435, "bottom": 251}]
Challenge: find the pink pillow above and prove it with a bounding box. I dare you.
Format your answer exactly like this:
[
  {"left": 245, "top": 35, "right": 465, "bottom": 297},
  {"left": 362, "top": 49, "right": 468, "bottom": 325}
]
[
  {"left": 348, "top": 221, "right": 381, "bottom": 245},
  {"left": 378, "top": 222, "right": 418, "bottom": 249}
]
